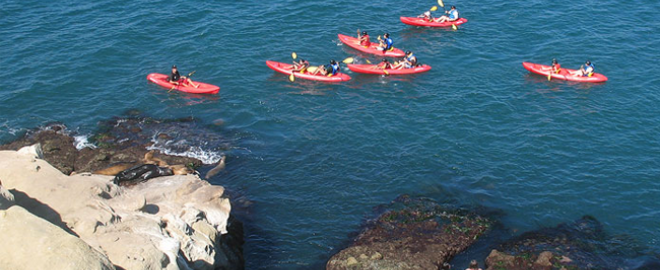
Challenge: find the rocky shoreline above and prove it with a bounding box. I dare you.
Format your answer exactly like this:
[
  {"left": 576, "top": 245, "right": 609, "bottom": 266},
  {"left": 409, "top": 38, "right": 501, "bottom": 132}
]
[
  {"left": 0, "top": 118, "right": 243, "bottom": 270},
  {"left": 2, "top": 121, "right": 660, "bottom": 270}
]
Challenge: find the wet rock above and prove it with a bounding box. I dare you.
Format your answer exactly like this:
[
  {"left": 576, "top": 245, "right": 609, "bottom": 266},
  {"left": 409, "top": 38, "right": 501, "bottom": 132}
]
[
  {"left": 485, "top": 216, "right": 660, "bottom": 270},
  {"left": 0, "top": 127, "right": 77, "bottom": 174},
  {"left": 0, "top": 118, "right": 214, "bottom": 175},
  {"left": 327, "top": 195, "right": 492, "bottom": 270}
]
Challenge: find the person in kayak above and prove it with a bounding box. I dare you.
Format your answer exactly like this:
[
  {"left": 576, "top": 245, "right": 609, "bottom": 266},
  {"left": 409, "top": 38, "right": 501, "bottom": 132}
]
[
  {"left": 328, "top": 60, "right": 340, "bottom": 76},
  {"left": 357, "top": 30, "right": 370, "bottom": 47},
  {"left": 292, "top": 59, "right": 310, "bottom": 73},
  {"left": 402, "top": 51, "right": 417, "bottom": 69},
  {"left": 377, "top": 33, "right": 394, "bottom": 52},
  {"left": 573, "top": 60, "right": 595, "bottom": 77},
  {"left": 437, "top": 6, "right": 459, "bottom": 23},
  {"left": 550, "top": 58, "right": 561, "bottom": 74},
  {"left": 377, "top": 59, "right": 393, "bottom": 70},
  {"left": 168, "top": 65, "right": 198, "bottom": 88},
  {"left": 418, "top": 10, "right": 433, "bottom": 22}
]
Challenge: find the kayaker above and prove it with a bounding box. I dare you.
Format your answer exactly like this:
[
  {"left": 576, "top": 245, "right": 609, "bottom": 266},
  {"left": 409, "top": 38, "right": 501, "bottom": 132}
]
[
  {"left": 377, "top": 33, "right": 394, "bottom": 52},
  {"left": 377, "top": 59, "right": 393, "bottom": 70},
  {"left": 418, "top": 10, "right": 433, "bottom": 22},
  {"left": 329, "top": 60, "right": 340, "bottom": 76},
  {"left": 402, "top": 51, "right": 417, "bottom": 69},
  {"left": 573, "top": 60, "right": 595, "bottom": 77},
  {"left": 437, "top": 6, "right": 459, "bottom": 23},
  {"left": 292, "top": 59, "right": 310, "bottom": 73},
  {"left": 168, "top": 65, "right": 198, "bottom": 88},
  {"left": 551, "top": 58, "right": 561, "bottom": 74},
  {"left": 357, "top": 30, "right": 370, "bottom": 46}
]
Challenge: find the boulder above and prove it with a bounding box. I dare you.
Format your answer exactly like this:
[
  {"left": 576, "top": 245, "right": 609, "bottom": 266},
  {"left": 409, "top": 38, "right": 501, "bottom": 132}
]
[
  {"left": 0, "top": 205, "right": 115, "bottom": 270},
  {"left": 327, "top": 195, "right": 492, "bottom": 270},
  {"left": 0, "top": 150, "right": 243, "bottom": 270}
]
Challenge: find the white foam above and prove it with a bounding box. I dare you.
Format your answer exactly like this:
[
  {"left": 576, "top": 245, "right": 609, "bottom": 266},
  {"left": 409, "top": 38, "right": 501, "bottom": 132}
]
[
  {"left": 73, "top": 135, "right": 97, "bottom": 150},
  {"left": 147, "top": 144, "right": 223, "bottom": 165}
]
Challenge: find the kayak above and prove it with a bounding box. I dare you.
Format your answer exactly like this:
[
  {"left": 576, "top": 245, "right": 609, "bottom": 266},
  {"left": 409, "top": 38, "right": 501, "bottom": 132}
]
[
  {"left": 266, "top": 60, "right": 351, "bottom": 82},
  {"left": 347, "top": 64, "right": 432, "bottom": 75},
  {"left": 522, "top": 62, "right": 608, "bottom": 83},
  {"left": 399, "top": 17, "right": 468, "bottom": 27},
  {"left": 147, "top": 73, "right": 220, "bottom": 94},
  {"left": 337, "top": 34, "right": 405, "bottom": 57}
]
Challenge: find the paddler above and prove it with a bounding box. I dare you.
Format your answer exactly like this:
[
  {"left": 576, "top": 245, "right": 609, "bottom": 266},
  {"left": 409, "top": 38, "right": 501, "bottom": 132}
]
[
  {"left": 377, "top": 33, "right": 394, "bottom": 52},
  {"left": 437, "top": 6, "right": 459, "bottom": 23},
  {"left": 328, "top": 60, "right": 340, "bottom": 76},
  {"left": 418, "top": 10, "right": 433, "bottom": 22},
  {"left": 357, "top": 30, "right": 370, "bottom": 46},
  {"left": 292, "top": 59, "right": 310, "bottom": 73},
  {"left": 573, "top": 60, "right": 595, "bottom": 77},
  {"left": 551, "top": 59, "right": 561, "bottom": 74},
  {"left": 377, "top": 59, "right": 393, "bottom": 70},
  {"left": 168, "top": 65, "right": 199, "bottom": 88},
  {"left": 402, "top": 51, "right": 417, "bottom": 69}
]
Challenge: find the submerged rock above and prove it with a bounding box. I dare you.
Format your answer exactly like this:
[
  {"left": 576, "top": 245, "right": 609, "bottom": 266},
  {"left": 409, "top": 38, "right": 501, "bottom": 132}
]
[
  {"left": 485, "top": 216, "right": 660, "bottom": 270},
  {"left": 327, "top": 195, "right": 492, "bottom": 270}
]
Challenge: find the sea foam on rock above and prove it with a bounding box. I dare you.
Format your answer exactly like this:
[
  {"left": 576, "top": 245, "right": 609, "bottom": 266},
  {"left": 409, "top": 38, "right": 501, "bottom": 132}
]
[{"left": 0, "top": 147, "right": 243, "bottom": 270}]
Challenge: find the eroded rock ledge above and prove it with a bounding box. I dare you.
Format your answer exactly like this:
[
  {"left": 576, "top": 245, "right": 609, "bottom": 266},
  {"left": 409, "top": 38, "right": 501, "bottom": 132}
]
[{"left": 0, "top": 149, "right": 243, "bottom": 270}]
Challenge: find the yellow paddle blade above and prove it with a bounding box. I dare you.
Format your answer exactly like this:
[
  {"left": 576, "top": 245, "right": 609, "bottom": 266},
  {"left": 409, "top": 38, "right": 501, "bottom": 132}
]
[
  {"left": 342, "top": 57, "right": 354, "bottom": 64},
  {"left": 292, "top": 52, "right": 297, "bottom": 60},
  {"left": 437, "top": 0, "right": 444, "bottom": 8},
  {"left": 452, "top": 24, "right": 458, "bottom": 30},
  {"left": 430, "top": 6, "right": 438, "bottom": 11},
  {"left": 307, "top": 66, "right": 318, "bottom": 73},
  {"left": 383, "top": 69, "right": 389, "bottom": 75},
  {"left": 289, "top": 73, "right": 295, "bottom": 82},
  {"left": 548, "top": 74, "right": 552, "bottom": 81},
  {"left": 366, "top": 59, "right": 372, "bottom": 64}
]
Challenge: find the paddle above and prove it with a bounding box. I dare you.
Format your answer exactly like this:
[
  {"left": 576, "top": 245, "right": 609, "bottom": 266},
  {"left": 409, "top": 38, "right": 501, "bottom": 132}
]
[
  {"left": 437, "top": 0, "right": 446, "bottom": 11},
  {"left": 430, "top": 6, "right": 438, "bottom": 11},
  {"left": 289, "top": 52, "right": 297, "bottom": 82},
  {"left": 452, "top": 24, "right": 458, "bottom": 30},
  {"left": 342, "top": 57, "right": 355, "bottom": 64}
]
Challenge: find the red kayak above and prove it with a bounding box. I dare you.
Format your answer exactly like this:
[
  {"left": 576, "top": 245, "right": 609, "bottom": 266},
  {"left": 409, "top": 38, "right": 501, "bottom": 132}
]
[
  {"left": 147, "top": 73, "right": 220, "bottom": 94},
  {"left": 400, "top": 17, "right": 468, "bottom": 27},
  {"left": 337, "top": 34, "right": 405, "bottom": 57},
  {"left": 266, "top": 60, "right": 351, "bottom": 82},
  {"left": 347, "top": 64, "right": 432, "bottom": 75},
  {"left": 522, "top": 62, "right": 608, "bottom": 83}
]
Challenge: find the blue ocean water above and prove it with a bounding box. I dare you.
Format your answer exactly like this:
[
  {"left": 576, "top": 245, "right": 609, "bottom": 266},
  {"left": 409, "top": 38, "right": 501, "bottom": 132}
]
[{"left": 2, "top": 0, "right": 660, "bottom": 268}]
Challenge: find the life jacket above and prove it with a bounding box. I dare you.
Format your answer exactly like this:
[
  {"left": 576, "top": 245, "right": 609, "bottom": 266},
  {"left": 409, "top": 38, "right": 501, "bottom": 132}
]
[
  {"left": 552, "top": 63, "right": 561, "bottom": 73},
  {"left": 449, "top": 9, "right": 459, "bottom": 19},
  {"left": 385, "top": 38, "right": 393, "bottom": 50},
  {"left": 406, "top": 54, "right": 417, "bottom": 67},
  {"left": 584, "top": 63, "right": 595, "bottom": 77},
  {"left": 330, "top": 63, "right": 340, "bottom": 75}
]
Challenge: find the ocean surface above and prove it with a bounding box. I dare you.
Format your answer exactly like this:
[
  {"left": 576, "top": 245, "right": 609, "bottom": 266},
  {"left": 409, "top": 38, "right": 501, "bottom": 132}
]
[{"left": 2, "top": 0, "right": 660, "bottom": 268}]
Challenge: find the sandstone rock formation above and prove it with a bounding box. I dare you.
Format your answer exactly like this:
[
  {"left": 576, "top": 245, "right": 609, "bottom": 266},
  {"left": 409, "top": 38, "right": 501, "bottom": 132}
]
[
  {"left": 0, "top": 147, "right": 242, "bottom": 270},
  {"left": 0, "top": 205, "right": 116, "bottom": 270}
]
